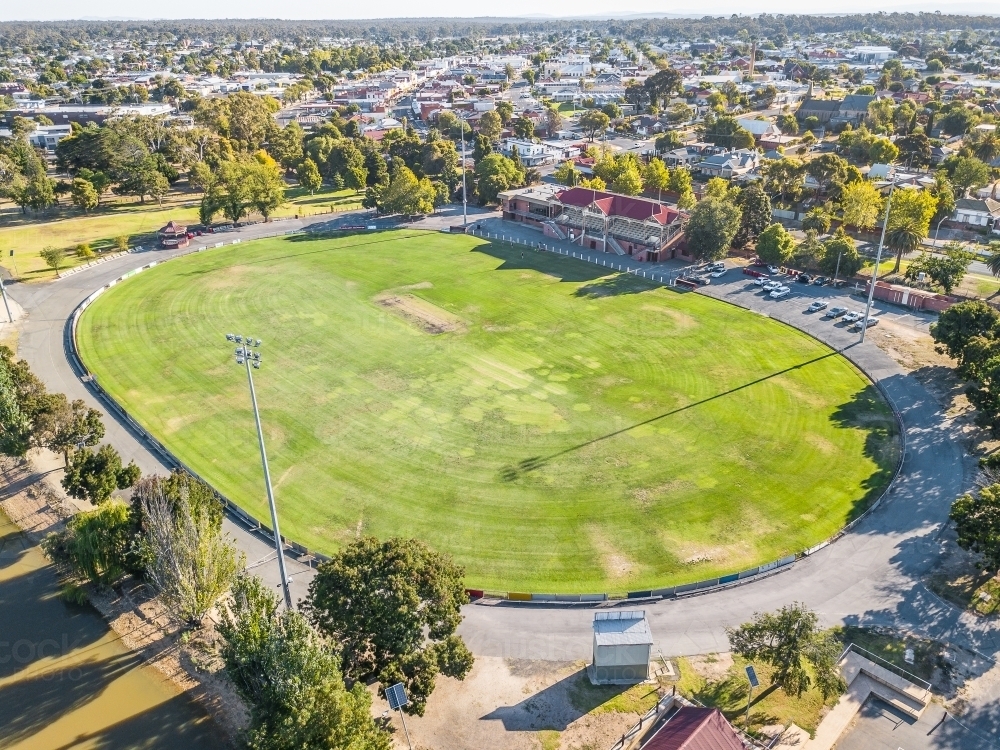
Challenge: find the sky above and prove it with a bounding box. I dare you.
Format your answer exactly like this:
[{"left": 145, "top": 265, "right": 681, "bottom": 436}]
[{"left": 1, "top": 1, "right": 999, "bottom": 22}]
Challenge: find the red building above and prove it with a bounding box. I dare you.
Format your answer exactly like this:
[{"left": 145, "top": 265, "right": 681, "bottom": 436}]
[
  {"left": 158, "top": 220, "right": 190, "bottom": 249},
  {"left": 499, "top": 185, "right": 689, "bottom": 262}
]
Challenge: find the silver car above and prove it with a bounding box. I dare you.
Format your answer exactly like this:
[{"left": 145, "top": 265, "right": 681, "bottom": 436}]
[
  {"left": 842, "top": 311, "right": 862, "bottom": 323},
  {"left": 762, "top": 281, "right": 781, "bottom": 292},
  {"left": 770, "top": 286, "right": 791, "bottom": 299}
]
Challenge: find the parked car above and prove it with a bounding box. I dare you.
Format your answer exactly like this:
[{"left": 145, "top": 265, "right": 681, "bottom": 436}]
[
  {"left": 842, "top": 311, "right": 862, "bottom": 323},
  {"left": 709, "top": 269, "right": 726, "bottom": 278},
  {"left": 753, "top": 275, "right": 771, "bottom": 285},
  {"left": 797, "top": 273, "right": 812, "bottom": 283},
  {"left": 770, "top": 286, "right": 791, "bottom": 299},
  {"left": 762, "top": 281, "right": 781, "bottom": 292},
  {"left": 825, "top": 306, "right": 848, "bottom": 318},
  {"left": 812, "top": 276, "right": 828, "bottom": 285},
  {"left": 807, "top": 301, "right": 828, "bottom": 312},
  {"left": 692, "top": 275, "right": 711, "bottom": 285},
  {"left": 707, "top": 261, "right": 726, "bottom": 272},
  {"left": 850, "top": 317, "right": 879, "bottom": 331},
  {"left": 767, "top": 265, "right": 780, "bottom": 274}
]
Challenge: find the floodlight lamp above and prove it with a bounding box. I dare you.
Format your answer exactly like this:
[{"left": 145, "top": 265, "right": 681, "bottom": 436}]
[
  {"left": 226, "top": 333, "right": 234, "bottom": 341},
  {"left": 255, "top": 339, "right": 262, "bottom": 346},
  {"left": 253, "top": 352, "right": 260, "bottom": 360},
  {"left": 235, "top": 335, "right": 243, "bottom": 343},
  {"left": 237, "top": 358, "right": 245, "bottom": 365},
  {"left": 253, "top": 361, "right": 260, "bottom": 369}
]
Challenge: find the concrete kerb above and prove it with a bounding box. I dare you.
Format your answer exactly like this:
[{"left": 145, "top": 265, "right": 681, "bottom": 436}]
[{"left": 64, "top": 224, "right": 903, "bottom": 604}]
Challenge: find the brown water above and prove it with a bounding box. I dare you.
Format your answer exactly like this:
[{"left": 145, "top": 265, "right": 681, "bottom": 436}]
[{"left": 0, "top": 509, "right": 221, "bottom": 749}]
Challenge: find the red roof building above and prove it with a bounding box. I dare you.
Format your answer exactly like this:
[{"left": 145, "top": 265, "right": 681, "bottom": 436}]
[
  {"left": 498, "top": 185, "right": 688, "bottom": 262},
  {"left": 641, "top": 707, "right": 745, "bottom": 750}
]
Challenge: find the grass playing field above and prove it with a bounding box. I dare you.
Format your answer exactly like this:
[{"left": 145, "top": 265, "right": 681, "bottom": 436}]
[{"left": 77, "top": 230, "right": 899, "bottom": 593}]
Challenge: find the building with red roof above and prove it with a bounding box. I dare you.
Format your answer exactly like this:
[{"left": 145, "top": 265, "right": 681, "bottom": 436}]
[
  {"left": 499, "top": 184, "right": 688, "bottom": 262},
  {"left": 640, "top": 707, "right": 745, "bottom": 750}
]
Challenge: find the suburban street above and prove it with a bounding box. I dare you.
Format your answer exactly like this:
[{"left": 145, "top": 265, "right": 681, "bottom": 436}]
[{"left": 6, "top": 216, "right": 1000, "bottom": 745}]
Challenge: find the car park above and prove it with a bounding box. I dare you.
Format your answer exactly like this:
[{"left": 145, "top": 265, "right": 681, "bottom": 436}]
[
  {"left": 762, "top": 281, "right": 781, "bottom": 292},
  {"left": 825, "top": 306, "right": 848, "bottom": 318},
  {"left": 770, "top": 286, "right": 791, "bottom": 299},
  {"left": 842, "top": 311, "right": 862, "bottom": 323},
  {"left": 797, "top": 273, "right": 812, "bottom": 283},
  {"left": 807, "top": 301, "right": 828, "bottom": 312}
]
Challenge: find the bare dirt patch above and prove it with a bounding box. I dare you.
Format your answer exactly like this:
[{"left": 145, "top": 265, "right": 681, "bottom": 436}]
[{"left": 375, "top": 292, "right": 467, "bottom": 334}]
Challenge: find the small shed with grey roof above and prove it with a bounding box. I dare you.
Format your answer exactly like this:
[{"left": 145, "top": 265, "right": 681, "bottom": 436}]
[{"left": 589, "top": 610, "right": 654, "bottom": 685}]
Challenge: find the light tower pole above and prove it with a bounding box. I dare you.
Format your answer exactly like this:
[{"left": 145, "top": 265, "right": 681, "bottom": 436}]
[
  {"left": 459, "top": 114, "right": 468, "bottom": 227},
  {"left": 229, "top": 334, "right": 293, "bottom": 609},
  {"left": 860, "top": 179, "right": 899, "bottom": 344}
]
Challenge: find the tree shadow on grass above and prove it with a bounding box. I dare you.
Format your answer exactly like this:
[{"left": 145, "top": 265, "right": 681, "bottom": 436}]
[
  {"left": 574, "top": 273, "right": 662, "bottom": 298},
  {"left": 829, "top": 384, "right": 904, "bottom": 523}
]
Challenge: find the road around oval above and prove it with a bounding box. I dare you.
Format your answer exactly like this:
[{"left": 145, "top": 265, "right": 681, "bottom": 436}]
[{"left": 75, "top": 229, "right": 898, "bottom": 595}]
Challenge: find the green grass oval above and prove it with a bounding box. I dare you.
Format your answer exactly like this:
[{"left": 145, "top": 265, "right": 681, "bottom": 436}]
[{"left": 77, "top": 230, "right": 899, "bottom": 594}]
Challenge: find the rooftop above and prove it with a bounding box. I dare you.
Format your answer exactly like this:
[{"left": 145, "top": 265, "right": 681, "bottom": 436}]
[
  {"left": 592, "top": 610, "right": 654, "bottom": 646},
  {"left": 641, "top": 707, "right": 744, "bottom": 750}
]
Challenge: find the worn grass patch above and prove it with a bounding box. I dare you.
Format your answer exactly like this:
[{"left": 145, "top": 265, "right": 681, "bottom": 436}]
[
  {"left": 77, "top": 230, "right": 898, "bottom": 592},
  {"left": 537, "top": 729, "right": 561, "bottom": 750},
  {"left": 567, "top": 675, "right": 660, "bottom": 716},
  {"left": 833, "top": 625, "right": 943, "bottom": 682}
]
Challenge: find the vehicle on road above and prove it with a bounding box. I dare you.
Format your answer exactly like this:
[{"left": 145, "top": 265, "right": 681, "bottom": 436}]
[
  {"left": 770, "top": 286, "right": 791, "bottom": 299},
  {"left": 850, "top": 317, "right": 879, "bottom": 331},
  {"left": 842, "top": 311, "right": 862, "bottom": 323},
  {"left": 825, "top": 306, "right": 848, "bottom": 318},
  {"left": 807, "top": 301, "right": 828, "bottom": 312},
  {"left": 762, "top": 281, "right": 781, "bottom": 292}
]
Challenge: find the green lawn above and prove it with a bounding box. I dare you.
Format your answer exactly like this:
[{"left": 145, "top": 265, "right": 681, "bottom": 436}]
[{"left": 76, "top": 230, "right": 898, "bottom": 593}]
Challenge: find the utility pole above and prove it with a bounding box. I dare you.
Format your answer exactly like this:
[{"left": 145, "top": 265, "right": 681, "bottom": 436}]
[
  {"left": 460, "top": 114, "right": 468, "bottom": 227},
  {"left": 229, "top": 335, "right": 293, "bottom": 609},
  {"left": 860, "top": 179, "right": 898, "bottom": 344}
]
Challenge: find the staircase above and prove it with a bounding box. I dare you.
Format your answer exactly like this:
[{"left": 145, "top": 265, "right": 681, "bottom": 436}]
[
  {"left": 543, "top": 221, "right": 567, "bottom": 240},
  {"left": 606, "top": 236, "right": 627, "bottom": 255}
]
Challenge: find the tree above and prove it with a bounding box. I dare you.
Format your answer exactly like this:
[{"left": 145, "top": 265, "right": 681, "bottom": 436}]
[
  {"left": 701, "top": 115, "right": 755, "bottom": 149},
  {"left": 225, "top": 91, "right": 277, "bottom": 151},
  {"left": 380, "top": 166, "right": 435, "bottom": 215},
  {"left": 950, "top": 156, "right": 991, "bottom": 197},
  {"left": 683, "top": 197, "right": 742, "bottom": 261},
  {"left": 134, "top": 473, "right": 243, "bottom": 623},
  {"left": 39, "top": 246, "right": 64, "bottom": 276},
  {"left": 727, "top": 603, "right": 846, "bottom": 699},
  {"left": 839, "top": 180, "right": 884, "bottom": 231},
  {"left": 904, "top": 244, "right": 974, "bottom": 294},
  {"left": 544, "top": 105, "right": 562, "bottom": 137},
  {"left": 70, "top": 178, "right": 99, "bottom": 211},
  {"left": 896, "top": 133, "right": 931, "bottom": 166},
  {"left": 579, "top": 110, "right": 611, "bottom": 141},
  {"left": 267, "top": 121, "right": 305, "bottom": 172},
  {"left": 220, "top": 574, "right": 390, "bottom": 750},
  {"left": 55, "top": 501, "right": 136, "bottom": 587},
  {"left": 32, "top": 395, "right": 105, "bottom": 464},
  {"left": 970, "top": 130, "right": 1000, "bottom": 164},
  {"left": 950, "top": 485, "right": 1000, "bottom": 573},
  {"left": 297, "top": 158, "right": 322, "bottom": 195},
  {"left": 245, "top": 155, "right": 287, "bottom": 221},
  {"left": 776, "top": 114, "right": 798, "bottom": 135},
  {"left": 704, "top": 177, "right": 731, "bottom": 200},
  {"left": 931, "top": 300, "right": 1000, "bottom": 376},
  {"left": 755, "top": 223, "right": 796, "bottom": 266},
  {"left": 521, "top": 69, "right": 536, "bottom": 86},
  {"left": 732, "top": 183, "right": 772, "bottom": 249},
  {"left": 794, "top": 230, "right": 825, "bottom": 267},
  {"left": 495, "top": 100, "right": 514, "bottom": 126},
  {"left": 887, "top": 189, "right": 936, "bottom": 273},
  {"left": 867, "top": 137, "right": 899, "bottom": 165},
  {"left": 474, "top": 153, "right": 523, "bottom": 205},
  {"left": 820, "top": 230, "right": 862, "bottom": 279},
  {"left": 611, "top": 161, "right": 643, "bottom": 196},
  {"left": 801, "top": 208, "right": 831, "bottom": 235},
  {"left": 601, "top": 102, "right": 622, "bottom": 120},
  {"left": 668, "top": 167, "right": 692, "bottom": 196},
  {"left": 805, "top": 154, "right": 849, "bottom": 195},
  {"left": 553, "top": 160, "right": 578, "bottom": 187},
  {"left": 761, "top": 158, "right": 805, "bottom": 205},
  {"left": 305, "top": 537, "right": 473, "bottom": 716},
  {"left": 0, "top": 350, "right": 31, "bottom": 457},
  {"left": 62, "top": 444, "right": 141, "bottom": 505},
  {"left": 642, "top": 158, "right": 671, "bottom": 201},
  {"left": 478, "top": 110, "right": 502, "bottom": 142},
  {"left": 512, "top": 116, "right": 535, "bottom": 140}
]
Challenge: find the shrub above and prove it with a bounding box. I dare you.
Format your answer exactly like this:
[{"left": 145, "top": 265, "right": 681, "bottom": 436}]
[
  {"left": 114, "top": 235, "right": 130, "bottom": 252},
  {"left": 75, "top": 243, "right": 95, "bottom": 259}
]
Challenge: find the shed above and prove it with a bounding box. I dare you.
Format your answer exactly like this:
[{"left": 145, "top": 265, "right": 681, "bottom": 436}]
[
  {"left": 589, "top": 610, "right": 653, "bottom": 685},
  {"left": 640, "top": 707, "right": 744, "bottom": 750}
]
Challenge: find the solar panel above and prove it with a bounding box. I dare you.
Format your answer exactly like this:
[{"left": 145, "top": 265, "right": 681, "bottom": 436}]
[{"left": 386, "top": 682, "right": 409, "bottom": 710}]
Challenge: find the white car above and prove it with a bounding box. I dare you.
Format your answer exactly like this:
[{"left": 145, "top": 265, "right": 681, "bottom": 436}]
[
  {"left": 770, "top": 286, "right": 791, "bottom": 299},
  {"left": 762, "top": 281, "right": 781, "bottom": 292},
  {"left": 767, "top": 265, "right": 780, "bottom": 274},
  {"left": 842, "top": 311, "right": 862, "bottom": 323},
  {"left": 807, "top": 301, "right": 828, "bottom": 312},
  {"left": 754, "top": 276, "right": 770, "bottom": 286},
  {"left": 709, "top": 269, "right": 726, "bottom": 278}
]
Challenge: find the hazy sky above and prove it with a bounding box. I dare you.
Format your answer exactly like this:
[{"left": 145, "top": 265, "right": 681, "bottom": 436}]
[{"left": 1, "top": 0, "right": 998, "bottom": 22}]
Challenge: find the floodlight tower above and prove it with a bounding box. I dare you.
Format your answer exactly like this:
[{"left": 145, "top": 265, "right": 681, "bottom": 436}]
[{"left": 227, "top": 333, "right": 293, "bottom": 609}]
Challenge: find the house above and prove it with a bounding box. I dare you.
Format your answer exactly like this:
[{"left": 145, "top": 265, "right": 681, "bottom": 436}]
[
  {"left": 639, "top": 707, "right": 744, "bottom": 750},
  {"left": 632, "top": 115, "right": 664, "bottom": 137},
  {"left": 735, "top": 116, "right": 781, "bottom": 141},
  {"left": 698, "top": 149, "right": 761, "bottom": 179},
  {"left": 952, "top": 198, "right": 1000, "bottom": 232},
  {"left": 498, "top": 185, "right": 688, "bottom": 262},
  {"left": 26, "top": 123, "right": 73, "bottom": 151},
  {"left": 499, "top": 138, "right": 554, "bottom": 166},
  {"left": 589, "top": 611, "right": 653, "bottom": 685}
]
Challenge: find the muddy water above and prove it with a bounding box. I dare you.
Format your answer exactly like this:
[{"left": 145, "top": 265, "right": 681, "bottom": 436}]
[{"left": 0, "top": 509, "right": 220, "bottom": 749}]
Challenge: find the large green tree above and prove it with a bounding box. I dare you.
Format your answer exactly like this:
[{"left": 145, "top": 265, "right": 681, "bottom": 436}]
[
  {"left": 755, "top": 223, "right": 796, "bottom": 266},
  {"left": 305, "top": 536, "right": 474, "bottom": 716},
  {"left": 727, "top": 603, "right": 845, "bottom": 699},
  {"left": 732, "top": 183, "right": 772, "bottom": 249},
  {"left": 950, "top": 485, "right": 1000, "bottom": 573},
  {"left": 62, "top": 444, "right": 141, "bottom": 505},
  {"left": 683, "top": 197, "right": 742, "bottom": 261}
]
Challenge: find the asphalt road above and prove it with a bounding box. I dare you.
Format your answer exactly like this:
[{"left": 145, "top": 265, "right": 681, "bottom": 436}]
[{"left": 8, "top": 221, "right": 998, "bottom": 688}]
